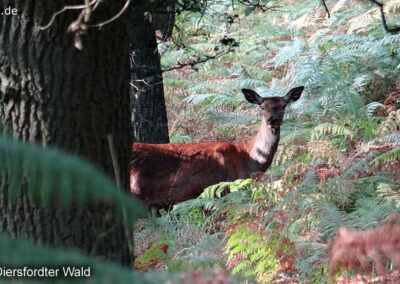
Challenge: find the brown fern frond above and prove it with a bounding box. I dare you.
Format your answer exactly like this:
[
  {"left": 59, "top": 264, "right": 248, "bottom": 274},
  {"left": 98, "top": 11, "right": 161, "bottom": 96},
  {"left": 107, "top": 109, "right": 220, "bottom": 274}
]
[{"left": 327, "top": 214, "right": 400, "bottom": 276}]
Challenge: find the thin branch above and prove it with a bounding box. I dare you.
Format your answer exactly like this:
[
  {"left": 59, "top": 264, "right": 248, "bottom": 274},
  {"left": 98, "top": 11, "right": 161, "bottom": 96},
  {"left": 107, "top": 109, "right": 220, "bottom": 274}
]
[
  {"left": 321, "top": 0, "right": 330, "bottom": 18},
  {"left": 41, "top": 0, "right": 130, "bottom": 50},
  {"left": 84, "top": 0, "right": 92, "bottom": 22},
  {"left": 89, "top": 0, "right": 131, "bottom": 29},
  {"left": 40, "top": 0, "right": 130, "bottom": 32},
  {"left": 162, "top": 49, "right": 233, "bottom": 73},
  {"left": 237, "top": 0, "right": 281, "bottom": 12},
  {"left": 369, "top": 0, "right": 400, "bottom": 34},
  {"left": 38, "top": 0, "right": 97, "bottom": 30}
]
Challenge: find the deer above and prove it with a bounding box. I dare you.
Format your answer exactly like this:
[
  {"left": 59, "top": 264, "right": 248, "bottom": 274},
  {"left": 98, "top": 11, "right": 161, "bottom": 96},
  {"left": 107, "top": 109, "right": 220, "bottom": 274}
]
[{"left": 130, "top": 86, "right": 304, "bottom": 210}]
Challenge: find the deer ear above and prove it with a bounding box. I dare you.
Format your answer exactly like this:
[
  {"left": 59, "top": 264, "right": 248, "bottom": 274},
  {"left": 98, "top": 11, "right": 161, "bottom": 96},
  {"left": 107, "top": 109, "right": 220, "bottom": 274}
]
[
  {"left": 284, "top": 86, "right": 304, "bottom": 104},
  {"left": 242, "top": 89, "right": 263, "bottom": 105}
]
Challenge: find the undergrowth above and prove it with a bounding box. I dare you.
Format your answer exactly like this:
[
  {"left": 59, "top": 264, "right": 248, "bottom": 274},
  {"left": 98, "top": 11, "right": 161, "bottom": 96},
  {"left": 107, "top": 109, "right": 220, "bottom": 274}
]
[
  {"left": 2, "top": 0, "right": 398, "bottom": 282},
  {"left": 135, "top": 0, "right": 400, "bottom": 282}
]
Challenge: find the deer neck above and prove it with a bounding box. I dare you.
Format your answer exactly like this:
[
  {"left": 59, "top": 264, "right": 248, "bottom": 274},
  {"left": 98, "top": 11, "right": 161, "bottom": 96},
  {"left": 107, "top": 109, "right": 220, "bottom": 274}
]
[{"left": 248, "top": 117, "right": 280, "bottom": 171}]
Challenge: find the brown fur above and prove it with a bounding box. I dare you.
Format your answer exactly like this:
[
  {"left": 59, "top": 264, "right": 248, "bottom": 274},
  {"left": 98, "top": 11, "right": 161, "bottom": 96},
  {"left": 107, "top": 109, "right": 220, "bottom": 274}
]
[{"left": 130, "top": 87, "right": 304, "bottom": 209}]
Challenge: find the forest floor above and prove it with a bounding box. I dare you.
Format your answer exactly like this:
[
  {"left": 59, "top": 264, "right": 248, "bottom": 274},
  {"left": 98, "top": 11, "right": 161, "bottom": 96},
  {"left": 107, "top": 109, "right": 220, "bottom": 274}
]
[{"left": 134, "top": 0, "right": 400, "bottom": 282}]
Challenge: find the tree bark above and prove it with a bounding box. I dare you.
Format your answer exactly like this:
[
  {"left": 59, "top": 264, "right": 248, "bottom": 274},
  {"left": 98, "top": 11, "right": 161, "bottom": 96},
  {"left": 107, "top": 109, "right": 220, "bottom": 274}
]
[
  {"left": 0, "top": 0, "right": 132, "bottom": 265},
  {"left": 153, "top": 1, "right": 176, "bottom": 41},
  {"left": 130, "top": 5, "right": 170, "bottom": 143}
]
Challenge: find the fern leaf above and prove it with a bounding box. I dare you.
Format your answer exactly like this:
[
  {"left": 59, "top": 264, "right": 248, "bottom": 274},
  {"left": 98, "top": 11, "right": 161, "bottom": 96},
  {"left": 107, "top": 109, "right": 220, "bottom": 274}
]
[
  {"left": 331, "top": 0, "right": 348, "bottom": 14},
  {"left": 371, "top": 146, "right": 400, "bottom": 166},
  {"left": 0, "top": 136, "right": 146, "bottom": 230},
  {"left": 311, "top": 123, "right": 354, "bottom": 140}
]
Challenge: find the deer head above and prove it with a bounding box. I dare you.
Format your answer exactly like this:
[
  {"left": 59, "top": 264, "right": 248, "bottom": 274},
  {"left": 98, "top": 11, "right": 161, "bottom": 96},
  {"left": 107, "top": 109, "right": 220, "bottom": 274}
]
[{"left": 242, "top": 86, "right": 304, "bottom": 128}]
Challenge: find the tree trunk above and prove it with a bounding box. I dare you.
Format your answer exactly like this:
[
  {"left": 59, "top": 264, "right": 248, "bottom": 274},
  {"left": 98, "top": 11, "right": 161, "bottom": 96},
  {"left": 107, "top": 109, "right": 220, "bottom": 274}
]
[
  {"left": 0, "top": 0, "right": 132, "bottom": 265},
  {"left": 130, "top": 5, "right": 170, "bottom": 143},
  {"left": 153, "top": 1, "right": 176, "bottom": 41}
]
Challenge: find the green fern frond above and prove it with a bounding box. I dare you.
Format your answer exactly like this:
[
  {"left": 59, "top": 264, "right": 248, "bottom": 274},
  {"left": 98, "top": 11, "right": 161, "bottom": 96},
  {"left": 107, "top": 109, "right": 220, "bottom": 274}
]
[
  {"left": 319, "top": 202, "right": 349, "bottom": 239},
  {"left": 184, "top": 93, "right": 230, "bottom": 105},
  {"left": 208, "top": 111, "right": 255, "bottom": 126},
  {"left": 353, "top": 74, "right": 375, "bottom": 90},
  {"left": 371, "top": 146, "right": 400, "bottom": 166},
  {"left": 344, "top": 152, "right": 375, "bottom": 178},
  {"left": 225, "top": 222, "right": 280, "bottom": 282},
  {"left": 311, "top": 123, "right": 354, "bottom": 140},
  {"left": 384, "top": 133, "right": 400, "bottom": 143},
  {"left": 378, "top": 34, "right": 400, "bottom": 47},
  {"left": 348, "top": 197, "right": 397, "bottom": 228},
  {"left": 187, "top": 80, "right": 231, "bottom": 93},
  {"left": 200, "top": 179, "right": 253, "bottom": 199},
  {"left": 331, "top": 0, "right": 348, "bottom": 14},
  {"left": 377, "top": 182, "right": 400, "bottom": 207},
  {"left": 365, "top": 101, "right": 385, "bottom": 117},
  {"left": 234, "top": 78, "right": 267, "bottom": 89},
  {"left": 294, "top": 242, "right": 327, "bottom": 282},
  {"left": 0, "top": 137, "right": 146, "bottom": 229},
  {"left": 171, "top": 184, "right": 253, "bottom": 220},
  {"left": 272, "top": 38, "right": 305, "bottom": 68}
]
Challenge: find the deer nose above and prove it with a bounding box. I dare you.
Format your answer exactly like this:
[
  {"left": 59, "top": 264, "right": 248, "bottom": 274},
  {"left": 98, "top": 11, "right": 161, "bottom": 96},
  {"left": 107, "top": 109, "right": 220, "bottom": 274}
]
[{"left": 268, "top": 117, "right": 279, "bottom": 125}]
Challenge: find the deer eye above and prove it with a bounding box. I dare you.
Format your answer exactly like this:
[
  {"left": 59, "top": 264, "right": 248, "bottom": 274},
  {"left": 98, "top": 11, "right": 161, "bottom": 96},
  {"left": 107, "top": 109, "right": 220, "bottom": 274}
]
[{"left": 260, "top": 105, "right": 265, "bottom": 110}]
